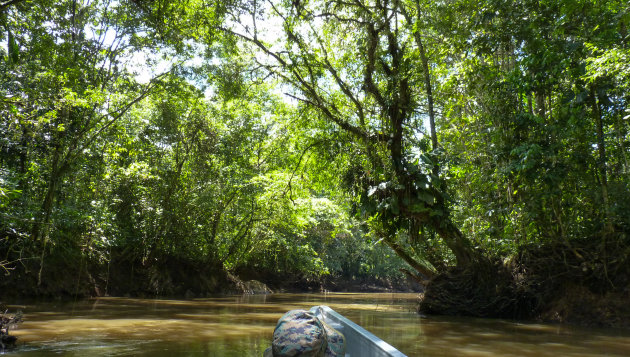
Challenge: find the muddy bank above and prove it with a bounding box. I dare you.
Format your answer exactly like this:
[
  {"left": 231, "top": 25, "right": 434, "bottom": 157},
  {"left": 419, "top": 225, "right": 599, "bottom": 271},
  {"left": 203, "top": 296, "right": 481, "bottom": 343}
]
[
  {"left": 3, "top": 232, "right": 628, "bottom": 330},
  {"left": 539, "top": 285, "right": 630, "bottom": 328},
  {"left": 0, "top": 247, "right": 414, "bottom": 299},
  {"left": 419, "top": 231, "right": 630, "bottom": 329},
  {"left": 233, "top": 264, "right": 422, "bottom": 294},
  {"left": 0, "top": 249, "right": 236, "bottom": 299}
]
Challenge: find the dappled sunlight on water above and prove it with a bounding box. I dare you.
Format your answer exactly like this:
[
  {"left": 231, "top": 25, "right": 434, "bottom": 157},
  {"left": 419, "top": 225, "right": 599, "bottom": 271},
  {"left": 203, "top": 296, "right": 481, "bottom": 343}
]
[{"left": 6, "top": 293, "right": 630, "bottom": 356}]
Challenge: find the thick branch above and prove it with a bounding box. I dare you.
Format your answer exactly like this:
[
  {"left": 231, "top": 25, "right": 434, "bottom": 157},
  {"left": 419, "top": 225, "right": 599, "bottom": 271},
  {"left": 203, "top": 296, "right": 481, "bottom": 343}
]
[
  {"left": 364, "top": 24, "right": 387, "bottom": 108},
  {"left": 208, "top": 191, "right": 238, "bottom": 254},
  {"left": 406, "top": 1, "right": 438, "bottom": 151},
  {"left": 285, "top": 94, "right": 367, "bottom": 138},
  {"left": 400, "top": 268, "right": 428, "bottom": 285},
  {"left": 312, "top": 29, "right": 366, "bottom": 127},
  {"left": 433, "top": 221, "right": 475, "bottom": 267},
  {"left": 386, "top": 239, "right": 435, "bottom": 279},
  {"left": 0, "top": 0, "right": 25, "bottom": 12},
  {"left": 222, "top": 205, "right": 258, "bottom": 263},
  {"left": 283, "top": 140, "right": 323, "bottom": 201},
  {"left": 316, "top": 12, "right": 371, "bottom": 26},
  {"left": 75, "top": 71, "right": 169, "bottom": 156},
  {"left": 222, "top": 10, "right": 388, "bottom": 143}
]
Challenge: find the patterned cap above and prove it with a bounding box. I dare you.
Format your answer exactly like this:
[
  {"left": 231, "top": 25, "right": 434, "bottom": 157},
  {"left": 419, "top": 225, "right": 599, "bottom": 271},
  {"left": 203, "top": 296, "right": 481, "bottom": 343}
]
[{"left": 272, "top": 310, "right": 345, "bottom": 357}]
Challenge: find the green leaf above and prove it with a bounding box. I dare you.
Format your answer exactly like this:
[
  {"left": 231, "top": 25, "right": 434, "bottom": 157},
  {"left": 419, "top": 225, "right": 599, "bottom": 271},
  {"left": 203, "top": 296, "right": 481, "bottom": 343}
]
[
  {"left": 409, "top": 202, "right": 428, "bottom": 213},
  {"left": 390, "top": 201, "right": 399, "bottom": 214},
  {"left": 418, "top": 191, "right": 434, "bottom": 204}
]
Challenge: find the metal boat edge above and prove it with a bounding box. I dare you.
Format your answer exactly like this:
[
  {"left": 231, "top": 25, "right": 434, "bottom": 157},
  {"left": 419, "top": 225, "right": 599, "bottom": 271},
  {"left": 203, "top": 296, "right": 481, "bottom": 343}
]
[{"left": 309, "top": 305, "right": 407, "bottom": 357}]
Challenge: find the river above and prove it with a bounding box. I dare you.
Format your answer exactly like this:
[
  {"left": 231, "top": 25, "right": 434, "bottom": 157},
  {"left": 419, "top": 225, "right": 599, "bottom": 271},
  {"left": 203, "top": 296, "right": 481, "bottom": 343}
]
[{"left": 5, "top": 293, "right": 630, "bottom": 356}]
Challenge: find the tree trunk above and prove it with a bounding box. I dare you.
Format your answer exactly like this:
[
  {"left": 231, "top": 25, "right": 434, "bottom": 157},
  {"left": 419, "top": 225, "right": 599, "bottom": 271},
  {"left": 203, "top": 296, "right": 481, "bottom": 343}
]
[
  {"left": 527, "top": 92, "right": 534, "bottom": 115},
  {"left": 434, "top": 219, "right": 475, "bottom": 267},
  {"left": 32, "top": 148, "right": 68, "bottom": 286},
  {"left": 535, "top": 91, "right": 546, "bottom": 119},
  {"left": 417, "top": 34, "right": 437, "bottom": 152},
  {"left": 386, "top": 239, "right": 435, "bottom": 279},
  {"left": 32, "top": 147, "right": 63, "bottom": 243},
  {"left": 614, "top": 110, "right": 630, "bottom": 182},
  {"left": 591, "top": 85, "right": 612, "bottom": 230},
  {"left": 407, "top": 1, "right": 438, "bottom": 176}
]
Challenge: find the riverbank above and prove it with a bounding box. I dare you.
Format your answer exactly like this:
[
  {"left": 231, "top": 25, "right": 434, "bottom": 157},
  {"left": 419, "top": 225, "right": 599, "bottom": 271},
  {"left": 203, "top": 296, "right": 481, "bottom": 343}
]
[
  {"left": 2, "top": 233, "right": 628, "bottom": 330},
  {"left": 0, "top": 251, "right": 418, "bottom": 300},
  {"left": 537, "top": 286, "right": 630, "bottom": 329},
  {"left": 418, "top": 232, "right": 630, "bottom": 330}
]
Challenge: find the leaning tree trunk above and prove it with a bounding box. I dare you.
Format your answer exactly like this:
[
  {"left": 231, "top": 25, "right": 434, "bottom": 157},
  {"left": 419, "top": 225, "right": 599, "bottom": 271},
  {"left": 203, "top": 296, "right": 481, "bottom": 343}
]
[{"left": 434, "top": 220, "right": 475, "bottom": 267}]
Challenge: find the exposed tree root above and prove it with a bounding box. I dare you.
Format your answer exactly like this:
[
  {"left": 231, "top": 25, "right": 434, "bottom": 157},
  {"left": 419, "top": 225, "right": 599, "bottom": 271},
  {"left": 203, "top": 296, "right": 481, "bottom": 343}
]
[
  {"left": 0, "top": 308, "right": 22, "bottom": 350},
  {"left": 419, "top": 258, "right": 535, "bottom": 319},
  {"left": 420, "top": 232, "right": 630, "bottom": 326}
]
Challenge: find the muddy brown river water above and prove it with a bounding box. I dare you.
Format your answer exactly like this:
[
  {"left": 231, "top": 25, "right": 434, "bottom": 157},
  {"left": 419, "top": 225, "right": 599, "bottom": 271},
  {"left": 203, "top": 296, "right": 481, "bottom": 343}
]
[{"left": 5, "top": 293, "right": 630, "bottom": 356}]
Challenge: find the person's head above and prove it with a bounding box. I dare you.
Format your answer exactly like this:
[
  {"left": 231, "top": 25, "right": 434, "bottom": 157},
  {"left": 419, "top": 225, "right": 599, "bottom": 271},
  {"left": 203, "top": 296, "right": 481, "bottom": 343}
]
[{"left": 270, "top": 310, "right": 345, "bottom": 357}]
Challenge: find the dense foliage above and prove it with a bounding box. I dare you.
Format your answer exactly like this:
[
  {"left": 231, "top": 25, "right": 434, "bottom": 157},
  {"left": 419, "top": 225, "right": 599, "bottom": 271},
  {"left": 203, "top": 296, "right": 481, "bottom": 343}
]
[
  {"left": 0, "top": 0, "right": 409, "bottom": 296},
  {"left": 1, "top": 0, "right": 629, "bottom": 321}
]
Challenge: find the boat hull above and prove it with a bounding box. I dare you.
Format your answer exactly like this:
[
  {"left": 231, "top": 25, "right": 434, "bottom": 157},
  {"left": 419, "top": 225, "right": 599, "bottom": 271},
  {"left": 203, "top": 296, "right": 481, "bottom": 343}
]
[{"left": 309, "top": 306, "right": 407, "bottom": 357}]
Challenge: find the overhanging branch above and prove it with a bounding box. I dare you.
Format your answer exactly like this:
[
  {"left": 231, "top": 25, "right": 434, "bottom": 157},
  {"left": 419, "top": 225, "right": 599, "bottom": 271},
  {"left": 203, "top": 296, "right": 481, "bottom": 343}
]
[
  {"left": 0, "top": 0, "right": 25, "bottom": 12},
  {"left": 221, "top": 25, "right": 376, "bottom": 142}
]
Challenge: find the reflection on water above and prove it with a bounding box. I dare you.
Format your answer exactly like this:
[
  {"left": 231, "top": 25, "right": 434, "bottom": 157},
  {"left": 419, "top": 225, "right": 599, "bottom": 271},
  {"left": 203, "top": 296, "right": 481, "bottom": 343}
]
[{"left": 6, "top": 293, "right": 630, "bottom": 356}]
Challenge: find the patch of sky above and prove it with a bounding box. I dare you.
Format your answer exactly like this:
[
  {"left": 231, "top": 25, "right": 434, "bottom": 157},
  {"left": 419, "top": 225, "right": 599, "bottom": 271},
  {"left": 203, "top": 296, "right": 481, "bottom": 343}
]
[{"left": 0, "top": 35, "right": 6, "bottom": 55}]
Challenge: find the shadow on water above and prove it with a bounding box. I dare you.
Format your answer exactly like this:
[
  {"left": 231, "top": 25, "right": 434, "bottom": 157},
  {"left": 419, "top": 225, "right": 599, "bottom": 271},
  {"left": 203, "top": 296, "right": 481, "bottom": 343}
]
[{"left": 6, "top": 293, "right": 630, "bottom": 356}]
